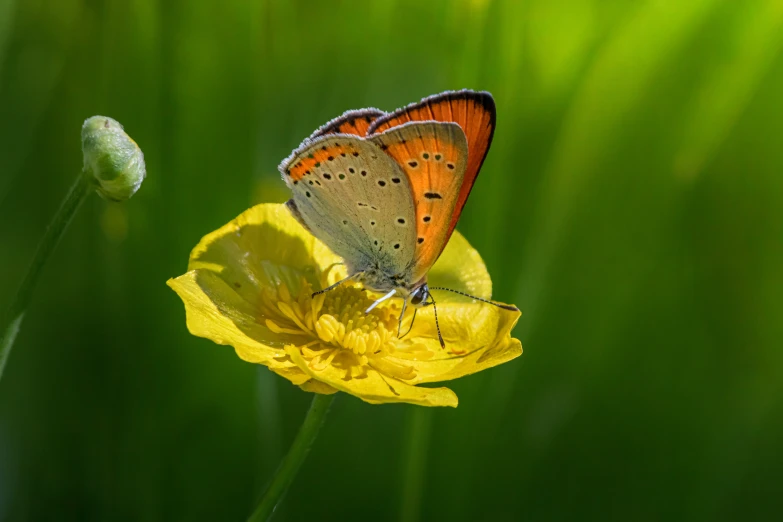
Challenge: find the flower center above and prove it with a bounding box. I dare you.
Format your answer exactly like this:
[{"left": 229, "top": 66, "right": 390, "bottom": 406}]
[{"left": 260, "top": 271, "right": 421, "bottom": 381}]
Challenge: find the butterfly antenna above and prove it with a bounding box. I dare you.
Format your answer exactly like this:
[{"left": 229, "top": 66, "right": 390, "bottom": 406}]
[
  {"left": 312, "top": 273, "right": 356, "bottom": 298},
  {"left": 399, "top": 308, "right": 417, "bottom": 340},
  {"left": 428, "top": 287, "right": 519, "bottom": 311},
  {"left": 430, "top": 295, "right": 446, "bottom": 349}
]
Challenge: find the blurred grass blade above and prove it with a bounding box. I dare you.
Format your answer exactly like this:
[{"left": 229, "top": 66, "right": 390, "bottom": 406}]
[
  {"left": 516, "top": 0, "right": 720, "bottom": 330},
  {"left": 398, "top": 407, "right": 433, "bottom": 522},
  {"left": 674, "top": 0, "right": 783, "bottom": 181}
]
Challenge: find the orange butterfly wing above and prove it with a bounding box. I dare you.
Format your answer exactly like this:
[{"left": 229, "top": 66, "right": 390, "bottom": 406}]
[
  {"left": 368, "top": 90, "right": 496, "bottom": 272},
  {"left": 369, "top": 121, "right": 468, "bottom": 283},
  {"left": 310, "top": 108, "right": 385, "bottom": 138},
  {"left": 286, "top": 109, "right": 386, "bottom": 182}
]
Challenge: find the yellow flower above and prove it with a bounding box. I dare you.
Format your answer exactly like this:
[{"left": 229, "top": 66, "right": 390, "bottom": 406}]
[{"left": 167, "top": 204, "right": 522, "bottom": 407}]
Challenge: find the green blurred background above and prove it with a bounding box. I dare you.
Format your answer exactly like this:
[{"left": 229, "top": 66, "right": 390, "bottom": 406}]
[{"left": 2, "top": 0, "right": 783, "bottom": 520}]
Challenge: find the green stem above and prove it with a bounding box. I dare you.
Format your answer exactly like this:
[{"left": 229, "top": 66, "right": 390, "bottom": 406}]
[
  {"left": 248, "top": 392, "right": 335, "bottom": 522},
  {"left": 0, "top": 171, "right": 93, "bottom": 382}
]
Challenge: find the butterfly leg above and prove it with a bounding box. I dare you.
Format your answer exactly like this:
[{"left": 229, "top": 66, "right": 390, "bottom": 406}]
[
  {"left": 311, "top": 273, "right": 358, "bottom": 298},
  {"left": 397, "top": 297, "right": 408, "bottom": 338},
  {"left": 399, "top": 308, "right": 417, "bottom": 340}
]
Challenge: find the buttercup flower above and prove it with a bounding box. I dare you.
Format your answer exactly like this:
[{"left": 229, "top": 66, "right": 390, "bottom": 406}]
[{"left": 167, "top": 204, "right": 521, "bottom": 407}]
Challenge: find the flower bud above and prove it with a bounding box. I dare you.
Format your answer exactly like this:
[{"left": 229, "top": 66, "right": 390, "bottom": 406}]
[{"left": 81, "top": 116, "right": 146, "bottom": 202}]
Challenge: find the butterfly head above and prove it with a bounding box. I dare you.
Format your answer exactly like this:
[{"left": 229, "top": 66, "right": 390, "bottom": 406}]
[
  {"left": 409, "top": 283, "right": 432, "bottom": 308},
  {"left": 357, "top": 268, "right": 433, "bottom": 306}
]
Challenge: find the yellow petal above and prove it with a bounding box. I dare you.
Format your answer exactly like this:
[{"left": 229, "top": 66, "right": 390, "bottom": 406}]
[
  {"left": 394, "top": 301, "right": 522, "bottom": 384},
  {"left": 269, "top": 365, "right": 312, "bottom": 386},
  {"left": 167, "top": 269, "right": 290, "bottom": 361},
  {"left": 168, "top": 270, "right": 336, "bottom": 390},
  {"left": 186, "top": 203, "right": 347, "bottom": 300},
  {"left": 299, "top": 379, "right": 339, "bottom": 394},
  {"left": 387, "top": 229, "right": 523, "bottom": 383},
  {"left": 427, "top": 230, "right": 493, "bottom": 302},
  {"left": 285, "top": 347, "right": 458, "bottom": 407}
]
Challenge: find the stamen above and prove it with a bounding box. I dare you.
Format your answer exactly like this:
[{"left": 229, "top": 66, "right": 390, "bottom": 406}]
[
  {"left": 310, "top": 349, "right": 338, "bottom": 371},
  {"left": 315, "top": 314, "right": 340, "bottom": 342},
  {"left": 261, "top": 266, "right": 450, "bottom": 383},
  {"left": 277, "top": 282, "right": 291, "bottom": 303},
  {"left": 265, "top": 319, "right": 307, "bottom": 336},
  {"left": 277, "top": 301, "right": 312, "bottom": 334}
]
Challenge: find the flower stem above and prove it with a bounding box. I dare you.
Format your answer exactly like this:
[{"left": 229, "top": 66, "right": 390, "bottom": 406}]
[
  {"left": 248, "top": 392, "right": 335, "bottom": 522},
  {"left": 0, "top": 171, "right": 93, "bottom": 382}
]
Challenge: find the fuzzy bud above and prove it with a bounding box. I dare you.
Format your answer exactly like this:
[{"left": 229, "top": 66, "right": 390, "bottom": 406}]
[{"left": 81, "top": 116, "right": 146, "bottom": 202}]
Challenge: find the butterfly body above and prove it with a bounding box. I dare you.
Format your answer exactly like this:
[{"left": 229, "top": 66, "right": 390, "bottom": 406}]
[{"left": 280, "top": 90, "right": 510, "bottom": 344}]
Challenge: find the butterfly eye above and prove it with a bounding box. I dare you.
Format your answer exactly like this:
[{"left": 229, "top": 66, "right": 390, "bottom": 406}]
[{"left": 410, "top": 286, "right": 429, "bottom": 306}]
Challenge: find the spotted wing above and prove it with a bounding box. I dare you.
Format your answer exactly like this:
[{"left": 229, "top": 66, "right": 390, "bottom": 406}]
[
  {"left": 280, "top": 134, "right": 416, "bottom": 277},
  {"left": 309, "top": 108, "right": 386, "bottom": 139},
  {"left": 369, "top": 121, "right": 468, "bottom": 283},
  {"left": 368, "top": 90, "right": 495, "bottom": 246}
]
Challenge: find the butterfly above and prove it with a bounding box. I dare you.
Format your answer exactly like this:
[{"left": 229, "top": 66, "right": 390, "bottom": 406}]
[{"left": 280, "top": 90, "right": 517, "bottom": 347}]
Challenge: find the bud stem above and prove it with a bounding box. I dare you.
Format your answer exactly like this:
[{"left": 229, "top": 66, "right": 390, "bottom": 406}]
[
  {"left": 248, "top": 392, "right": 336, "bottom": 522},
  {"left": 0, "top": 171, "right": 94, "bottom": 382}
]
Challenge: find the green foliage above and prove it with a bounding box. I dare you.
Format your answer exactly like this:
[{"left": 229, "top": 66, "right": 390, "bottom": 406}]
[{"left": 1, "top": 0, "right": 782, "bottom": 520}]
